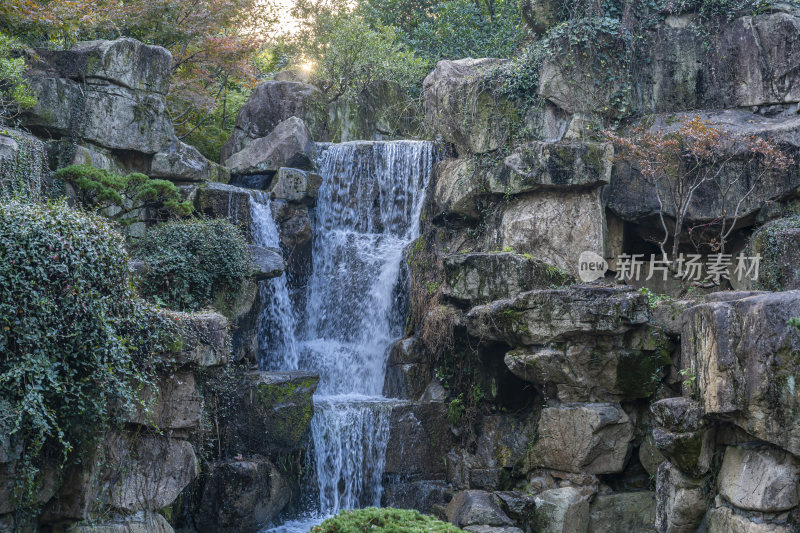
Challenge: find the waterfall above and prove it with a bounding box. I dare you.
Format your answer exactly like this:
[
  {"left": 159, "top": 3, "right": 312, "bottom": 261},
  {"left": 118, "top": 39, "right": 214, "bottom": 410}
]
[
  {"left": 260, "top": 140, "right": 435, "bottom": 531},
  {"left": 250, "top": 192, "right": 299, "bottom": 370}
]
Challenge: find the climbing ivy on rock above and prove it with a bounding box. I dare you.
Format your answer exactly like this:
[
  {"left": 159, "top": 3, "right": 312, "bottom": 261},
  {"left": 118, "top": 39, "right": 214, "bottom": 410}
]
[{"left": 0, "top": 199, "right": 175, "bottom": 516}]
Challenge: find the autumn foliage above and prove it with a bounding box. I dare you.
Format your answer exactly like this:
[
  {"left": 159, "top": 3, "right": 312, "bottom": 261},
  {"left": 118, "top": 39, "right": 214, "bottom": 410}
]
[{"left": 605, "top": 115, "right": 794, "bottom": 261}]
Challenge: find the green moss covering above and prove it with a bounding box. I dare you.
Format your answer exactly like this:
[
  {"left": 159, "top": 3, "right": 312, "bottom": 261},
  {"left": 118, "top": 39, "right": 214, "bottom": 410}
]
[{"left": 311, "top": 508, "right": 466, "bottom": 533}]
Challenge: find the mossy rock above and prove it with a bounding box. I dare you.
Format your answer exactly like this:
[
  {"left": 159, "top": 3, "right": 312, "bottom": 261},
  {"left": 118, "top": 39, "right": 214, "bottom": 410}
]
[{"left": 311, "top": 507, "right": 466, "bottom": 533}]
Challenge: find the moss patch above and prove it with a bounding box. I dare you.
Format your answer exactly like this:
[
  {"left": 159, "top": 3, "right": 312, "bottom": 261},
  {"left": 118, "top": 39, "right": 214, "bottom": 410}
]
[{"left": 311, "top": 508, "right": 466, "bottom": 533}]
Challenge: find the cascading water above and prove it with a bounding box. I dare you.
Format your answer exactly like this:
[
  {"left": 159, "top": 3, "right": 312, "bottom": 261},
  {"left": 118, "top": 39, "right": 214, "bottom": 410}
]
[
  {"left": 249, "top": 192, "right": 299, "bottom": 370},
  {"left": 259, "top": 140, "right": 435, "bottom": 531}
]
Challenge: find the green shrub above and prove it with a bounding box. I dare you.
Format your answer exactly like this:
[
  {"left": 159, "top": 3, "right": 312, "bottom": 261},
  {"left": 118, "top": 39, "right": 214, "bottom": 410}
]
[
  {"left": 311, "top": 508, "right": 466, "bottom": 533},
  {"left": 53, "top": 164, "right": 193, "bottom": 223},
  {"left": 132, "top": 218, "right": 252, "bottom": 312},
  {"left": 0, "top": 199, "right": 175, "bottom": 513},
  {"left": 0, "top": 31, "right": 36, "bottom": 120}
]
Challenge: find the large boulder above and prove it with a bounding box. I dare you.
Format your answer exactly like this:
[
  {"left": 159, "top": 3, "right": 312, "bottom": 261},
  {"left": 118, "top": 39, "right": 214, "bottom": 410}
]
[
  {"left": 654, "top": 461, "right": 709, "bottom": 533},
  {"left": 127, "top": 370, "right": 202, "bottom": 431},
  {"left": 532, "top": 487, "right": 590, "bottom": 533},
  {"left": 432, "top": 158, "right": 485, "bottom": 220},
  {"left": 717, "top": 445, "right": 800, "bottom": 513},
  {"left": 68, "top": 512, "right": 174, "bottom": 533},
  {"left": 192, "top": 457, "right": 291, "bottom": 533},
  {"left": 499, "top": 190, "right": 606, "bottom": 274},
  {"left": 169, "top": 311, "right": 230, "bottom": 367},
  {"left": 249, "top": 245, "right": 284, "bottom": 280},
  {"left": 29, "top": 37, "right": 172, "bottom": 94},
  {"left": 705, "top": 504, "right": 794, "bottom": 533},
  {"left": 194, "top": 183, "right": 255, "bottom": 230},
  {"left": 150, "top": 140, "right": 230, "bottom": 183},
  {"left": 23, "top": 76, "right": 174, "bottom": 153},
  {"left": 466, "top": 286, "right": 650, "bottom": 346},
  {"left": 744, "top": 215, "right": 800, "bottom": 291},
  {"left": 269, "top": 167, "right": 321, "bottom": 204},
  {"left": 382, "top": 337, "right": 431, "bottom": 401},
  {"left": 422, "top": 58, "right": 514, "bottom": 156},
  {"left": 587, "top": 491, "right": 656, "bottom": 533},
  {"left": 384, "top": 401, "right": 455, "bottom": 477},
  {"left": 443, "top": 252, "right": 573, "bottom": 307},
  {"left": 221, "top": 80, "right": 326, "bottom": 162},
  {"left": 681, "top": 291, "right": 800, "bottom": 455},
  {"left": 225, "top": 117, "right": 316, "bottom": 175},
  {"left": 445, "top": 490, "right": 515, "bottom": 529},
  {"left": 607, "top": 110, "right": 800, "bottom": 227},
  {"left": 530, "top": 403, "right": 634, "bottom": 474}
]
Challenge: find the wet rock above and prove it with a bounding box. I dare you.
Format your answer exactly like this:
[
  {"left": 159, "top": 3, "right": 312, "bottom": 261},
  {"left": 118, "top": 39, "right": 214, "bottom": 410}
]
[
  {"left": 385, "top": 401, "right": 455, "bottom": 477},
  {"left": 68, "top": 512, "right": 175, "bottom": 533},
  {"left": 225, "top": 117, "right": 316, "bottom": 175},
  {"left": 150, "top": 139, "right": 229, "bottom": 183},
  {"left": 531, "top": 403, "right": 633, "bottom": 474},
  {"left": 229, "top": 371, "right": 319, "bottom": 455},
  {"left": 445, "top": 490, "right": 515, "bottom": 528},
  {"left": 588, "top": 491, "right": 656, "bottom": 533},
  {"left": 270, "top": 167, "right": 321, "bottom": 204},
  {"left": 192, "top": 457, "right": 291, "bottom": 533},
  {"left": 221, "top": 80, "right": 326, "bottom": 162},
  {"left": 717, "top": 445, "right": 800, "bottom": 512},
  {"left": 169, "top": 311, "right": 230, "bottom": 367},
  {"left": 499, "top": 190, "right": 605, "bottom": 274},
  {"left": 422, "top": 58, "right": 514, "bottom": 156},
  {"left": 654, "top": 461, "right": 709, "bottom": 533},
  {"left": 466, "top": 286, "right": 649, "bottom": 347},
  {"left": 607, "top": 111, "right": 800, "bottom": 227},
  {"left": 443, "top": 252, "right": 574, "bottom": 307},
  {"left": 532, "top": 487, "right": 590, "bottom": 533},
  {"left": 382, "top": 479, "right": 452, "bottom": 515},
  {"left": 249, "top": 245, "right": 284, "bottom": 280},
  {"left": 126, "top": 370, "right": 202, "bottom": 431},
  {"left": 705, "top": 504, "right": 794, "bottom": 533},
  {"left": 681, "top": 291, "right": 800, "bottom": 455},
  {"left": 494, "top": 491, "right": 537, "bottom": 527}
]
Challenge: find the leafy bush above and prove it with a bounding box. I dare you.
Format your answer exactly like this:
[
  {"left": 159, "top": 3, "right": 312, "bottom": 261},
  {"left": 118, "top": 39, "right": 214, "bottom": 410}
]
[
  {"left": 132, "top": 218, "right": 252, "bottom": 312},
  {"left": 0, "top": 31, "right": 36, "bottom": 121},
  {"left": 0, "top": 199, "right": 175, "bottom": 512},
  {"left": 311, "top": 508, "right": 466, "bottom": 533},
  {"left": 53, "top": 164, "right": 194, "bottom": 222}
]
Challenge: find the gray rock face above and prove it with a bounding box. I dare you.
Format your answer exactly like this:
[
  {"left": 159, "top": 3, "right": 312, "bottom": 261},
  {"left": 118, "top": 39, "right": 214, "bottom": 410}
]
[
  {"left": 385, "top": 401, "right": 455, "bottom": 477},
  {"left": 30, "top": 38, "right": 172, "bottom": 94},
  {"left": 229, "top": 371, "right": 319, "bottom": 455},
  {"left": 607, "top": 110, "right": 800, "bottom": 226},
  {"left": 446, "top": 490, "right": 515, "bottom": 528},
  {"left": 654, "top": 461, "right": 709, "bottom": 533},
  {"left": 68, "top": 512, "right": 174, "bottom": 533},
  {"left": 169, "top": 311, "right": 230, "bottom": 367},
  {"left": 383, "top": 337, "right": 431, "bottom": 401},
  {"left": 588, "top": 491, "right": 656, "bottom": 533},
  {"left": 499, "top": 190, "right": 605, "bottom": 274},
  {"left": 705, "top": 504, "right": 794, "bottom": 533},
  {"left": 225, "top": 117, "right": 316, "bottom": 175},
  {"left": 681, "top": 291, "right": 800, "bottom": 455},
  {"left": 0, "top": 127, "right": 47, "bottom": 198},
  {"left": 432, "top": 158, "right": 485, "bottom": 220},
  {"left": 221, "top": 80, "right": 325, "bottom": 162},
  {"left": 192, "top": 458, "right": 291, "bottom": 533},
  {"left": 126, "top": 370, "right": 202, "bottom": 430},
  {"left": 650, "top": 398, "right": 704, "bottom": 433},
  {"left": 717, "top": 445, "right": 800, "bottom": 512},
  {"left": 270, "top": 167, "right": 321, "bottom": 204},
  {"left": 531, "top": 403, "right": 633, "bottom": 474},
  {"left": 194, "top": 183, "right": 255, "bottom": 230},
  {"left": 745, "top": 216, "right": 800, "bottom": 291},
  {"left": 24, "top": 77, "right": 174, "bottom": 154},
  {"left": 103, "top": 433, "right": 198, "bottom": 512},
  {"left": 249, "top": 245, "right": 284, "bottom": 280},
  {"left": 466, "top": 286, "right": 650, "bottom": 346},
  {"left": 382, "top": 479, "right": 452, "bottom": 515},
  {"left": 499, "top": 141, "right": 612, "bottom": 193},
  {"left": 533, "top": 487, "right": 590, "bottom": 533},
  {"left": 652, "top": 427, "right": 712, "bottom": 477},
  {"left": 444, "top": 252, "right": 573, "bottom": 306},
  {"left": 150, "top": 140, "right": 230, "bottom": 183},
  {"left": 422, "top": 58, "right": 513, "bottom": 156}
]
